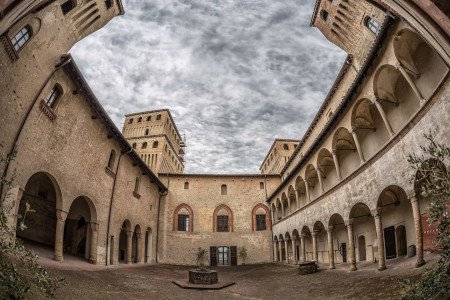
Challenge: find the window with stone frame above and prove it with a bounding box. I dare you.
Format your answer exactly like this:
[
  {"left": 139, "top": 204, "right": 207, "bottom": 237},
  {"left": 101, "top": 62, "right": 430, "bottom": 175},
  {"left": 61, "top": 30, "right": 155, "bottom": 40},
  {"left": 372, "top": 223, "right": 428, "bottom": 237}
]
[
  {"left": 142, "top": 142, "right": 147, "bottom": 149},
  {"left": 365, "top": 16, "right": 381, "bottom": 35},
  {"left": 256, "top": 214, "right": 267, "bottom": 231},
  {"left": 177, "top": 214, "right": 189, "bottom": 231},
  {"left": 156, "top": 114, "right": 161, "bottom": 120},
  {"left": 129, "top": 118, "right": 133, "bottom": 124},
  {"left": 152, "top": 141, "right": 159, "bottom": 148},
  {"left": 61, "top": 0, "right": 76, "bottom": 15},
  {"left": 105, "top": 0, "right": 113, "bottom": 9},
  {"left": 10, "top": 25, "right": 32, "bottom": 52},
  {"left": 137, "top": 117, "right": 142, "bottom": 123},
  {"left": 221, "top": 184, "right": 227, "bottom": 195},
  {"left": 184, "top": 182, "right": 189, "bottom": 189},
  {"left": 217, "top": 215, "right": 229, "bottom": 232},
  {"left": 260, "top": 182, "right": 264, "bottom": 189},
  {"left": 45, "top": 85, "right": 61, "bottom": 108}
]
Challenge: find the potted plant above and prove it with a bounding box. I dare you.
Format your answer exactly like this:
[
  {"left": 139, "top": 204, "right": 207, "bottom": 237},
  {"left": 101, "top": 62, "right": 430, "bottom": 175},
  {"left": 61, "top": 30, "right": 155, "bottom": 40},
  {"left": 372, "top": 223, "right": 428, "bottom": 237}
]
[
  {"left": 196, "top": 247, "right": 208, "bottom": 271},
  {"left": 238, "top": 247, "right": 248, "bottom": 265}
]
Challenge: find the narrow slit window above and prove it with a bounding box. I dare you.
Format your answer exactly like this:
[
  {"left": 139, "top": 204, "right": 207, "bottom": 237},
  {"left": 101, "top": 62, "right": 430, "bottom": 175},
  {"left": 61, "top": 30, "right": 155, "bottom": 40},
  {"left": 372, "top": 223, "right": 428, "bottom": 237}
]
[{"left": 45, "top": 86, "right": 61, "bottom": 108}]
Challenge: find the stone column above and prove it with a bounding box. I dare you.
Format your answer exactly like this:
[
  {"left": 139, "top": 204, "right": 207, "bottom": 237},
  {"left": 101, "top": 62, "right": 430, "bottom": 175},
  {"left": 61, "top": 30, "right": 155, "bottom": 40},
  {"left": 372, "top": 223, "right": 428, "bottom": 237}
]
[
  {"left": 54, "top": 209, "right": 68, "bottom": 262},
  {"left": 284, "top": 239, "right": 289, "bottom": 263},
  {"left": 346, "top": 220, "right": 357, "bottom": 271},
  {"left": 291, "top": 238, "right": 297, "bottom": 265},
  {"left": 317, "top": 169, "right": 324, "bottom": 193},
  {"left": 372, "top": 208, "right": 386, "bottom": 271},
  {"left": 327, "top": 226, "right": 335, "bottom": 269},
  {"left": 351, "top": 130, "right": 365, "bottom": 163},
  {"left": 312, "top": 231, "right": 318, "bottom": 262},
  {"left": 88, "top": 222, "right": 99, "bottom": 264},
  {"left": 373, "top": 99, "right": 394, "bottom": 136},
  {"left": 281, "top": 204, "right": 285, "bottom": 219},
  {"left": 410, "top": 194, "right": 425, "bottom": 267},
  {"left": 305, "top": 182, "right": 310, "bottom": 202},
  {"left": 278, "top": 241, "right": 283, "bottom": 263},
  {"left": 331, "top": 150, "right": 342, "bottom": 181},
  {"left": 397, "top": 65, "right": 426, "bottom": 105},
  {"left": 300, "top": 234, "right": 306, "bottom": 262},
  {"left": 136, "top": 232, "right": 143, "bottom": 263},
  {"left": 273, "top": 242, "right": 278, "bottom": 262},
  {"left": 126, "top": 230, "right": 133, "bottom": 264}
]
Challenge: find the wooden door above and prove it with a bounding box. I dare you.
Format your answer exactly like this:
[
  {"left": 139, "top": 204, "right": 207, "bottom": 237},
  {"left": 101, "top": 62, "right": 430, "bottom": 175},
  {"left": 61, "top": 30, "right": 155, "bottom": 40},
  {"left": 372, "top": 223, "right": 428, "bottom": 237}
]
[
  {"left": 210, "top": 246, "right": 217, "bottom": 266},
  {"left": 384, "top": 226, "right": 396, "bottom": 259},
  {"left": 230, "top": 246, "right": 237, "bottom": 266}
]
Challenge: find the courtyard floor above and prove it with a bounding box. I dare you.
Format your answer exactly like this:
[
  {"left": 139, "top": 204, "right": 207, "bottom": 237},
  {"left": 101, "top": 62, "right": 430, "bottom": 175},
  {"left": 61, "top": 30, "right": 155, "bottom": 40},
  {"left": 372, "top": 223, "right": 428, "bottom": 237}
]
[{"left": 29, "top": 244, "right": 437, "bottom": 300}]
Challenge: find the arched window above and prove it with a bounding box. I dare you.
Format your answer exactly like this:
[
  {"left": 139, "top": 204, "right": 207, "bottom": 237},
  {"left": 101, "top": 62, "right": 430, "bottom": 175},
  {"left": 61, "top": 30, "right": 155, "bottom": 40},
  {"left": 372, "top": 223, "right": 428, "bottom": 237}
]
[
  {"left": 11, "top": 25, "right": 32, "bottom": 52},
  {"left": 365, "top": 16, "right": 380, "bottom": 35},
  {"left": 152, "top": 141, "right": 159, "bottom": 148},
  {"left": 45, "top": 85, "right": 61, "bottom": 108},
  {"left": 145, "top": 128, "right": 149, "bottom": 135},
  {"left": 129, "top": 118, "right": 133, "bottom": 124},
  {"left": 260, "top": 182, "right": 264, "bottom": 189},
  {"left": 184, "top": 182, "right": 189, "bottom": 189},
  {"left": 221, "top": 184, "right": 227, "bottom": 195},
  {"left": 156, "top": 114, "right": 161, "bottom": 120},
  {"left": 283, "top": 144, "right": 289, "bottom": 150},
  {"left": 137, "top": 117, "right": 142, "bottom": 123},
  {"left": 134, "top": 177, "right": 140, "bottom": 194},
  {"left": 213, "top": 204, "right": 233, "bottom": 232},
  {"left": 61, "top": 0, "right": 76, "bottom": 15},
  {"left": 146, "top": 116, "right": 151, "bottom": 121},
  {"left": 107, "top": 150, "right": 116, "bottom": 169},
  {"left": 105, "top": 0, "right": 112, "bottom": 9},
  {"left": 173, "top": 204, "right": 193, "bottom": 232},
  {"left": 321, "top": 10, "right": 329, "bottom": 22},
  {"left": 142, "top": 142, "right": 147, "bottom": 149},
  {"left": 132, "top": 143, "right": 137, "bottom": 149},
  {"left": 252, "top": 204, "right": 271, "bottom": 231}
]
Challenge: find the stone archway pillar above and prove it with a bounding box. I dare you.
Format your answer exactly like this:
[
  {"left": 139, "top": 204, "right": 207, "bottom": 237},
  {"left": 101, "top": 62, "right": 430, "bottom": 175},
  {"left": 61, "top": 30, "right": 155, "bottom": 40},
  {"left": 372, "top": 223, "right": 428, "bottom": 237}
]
[
  {"left": 327, "top": 226, "right": 335, "bottom": 269},
  {"left": 312, "top": 231, "right": 319, "bottom": 262},
  {"left": 346, "top": 219, "right": 357, "bottom": 271},
  {"left": 278, "top": 241, "right": 283, "bottom": 263},
  {"left": 136, "top": 233, "right": 143, "bottom": 263},
  {"left": 397, "top": 65, "right": 426, "bottom": 105},
  {"left": 331, "top": 150, "right": 342, "bottom": 181},
  {"left": 126, "top": 230, "right": 133, "bottom": 264},
  {"left": 373, "top": 99, "right": 394, "bottom": 136},
  {"left": 300, "top": 234, "right": 306, "bottom": 262},
  {"left": 284, "top": 239, "right": 289, "bottom": 263},
  {"left": 317, "top": 170, "right": 324, "bottom": 193},
  {"left": 88, "top": 222, "right": 99, "bottom": 264},
  {"left": 351, "top": 130, "right": 365, "bottom": 164},
  {"left": 372, "top": 208, "right": 386, "bottom": 271},
  {"left": 410, "top": 194, "right": 425, "bottom": 267},
  {"left": 291, "top": 238, "right": 297, "bottom": 265},
  {"left": 54, "top": 209, "right": 68, "bottom": 262},
  {"left": 273, "top": 242, "right": 278, "bottom": 262},
  {"left": 305, "top": 183, "right": 310, "bottom": 202}
]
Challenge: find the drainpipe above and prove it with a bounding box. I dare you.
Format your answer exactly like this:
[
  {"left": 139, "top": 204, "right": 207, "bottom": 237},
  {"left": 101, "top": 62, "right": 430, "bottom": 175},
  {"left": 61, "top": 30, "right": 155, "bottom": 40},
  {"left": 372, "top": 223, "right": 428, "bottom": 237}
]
[
  {"left": 155, "top": 174, "right": 169, "bottom": 263},
  {"left": 0, "top": 55, "right": 72, "bottom": 198},
  {"left": 105, "top": 148, "right": 130, "bottom": 265}
]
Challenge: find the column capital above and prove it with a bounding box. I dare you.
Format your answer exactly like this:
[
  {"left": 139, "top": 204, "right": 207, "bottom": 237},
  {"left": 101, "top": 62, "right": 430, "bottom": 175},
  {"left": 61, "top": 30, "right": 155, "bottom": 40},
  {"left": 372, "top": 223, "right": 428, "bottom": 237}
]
[
  {"left": 56, "top": 209, "right": 68, "bottom": 221},
  {"left": 371, "top": 207, "right": 382, "bottom": 218},
  {"left": 90, "top": 222, "right": 99, "bottom": 231},
  {"left": 408, "top": 192, "right": 418, "bottom": 203},
  {"left": 300, "top": 234, "right": 306, "bottom": 239},
  {"left": 331, "top": 149, "right": 338, "bottom": 155},
  {"left": 126, "top": 229, "right": 133, "bottom": 236},
  {"left": 135, "top": 232, "right": 142, "bottom": 239},
  {"left": 345, "top": 218, "right": 354, "bottom": 226},
  {"left": 327, "top": 225, "right": 334, "bottom": 232}
]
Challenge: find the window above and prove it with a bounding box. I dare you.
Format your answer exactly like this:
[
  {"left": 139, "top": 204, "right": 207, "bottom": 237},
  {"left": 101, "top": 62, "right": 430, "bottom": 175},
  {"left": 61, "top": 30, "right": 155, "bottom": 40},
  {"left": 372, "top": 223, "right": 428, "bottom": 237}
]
[
  {"left": 45, "top": 86, "right": 61, "bottom": 108},
  {"left": 132, "top": 143, "right": 137, "bottom": 149},
  {"left": 156, "top": 114, "right": 161, "bottom": 120},
  {"left": 365, "top": 17, "right": 380, "bottom": 35},
  {"left": 145, "top": 128, "right": 149, "bottom": 135},
  {"left": 256, "top": 215, "right": 266, "bottom": 231},
  {"left": 142, "top": 142, "right": 147, "bottom": 149},
  {"left": 184, "top": 182, "right": 189, "bottom": 189},
  {"left": 138, "top": 117, "right": 142, "bottom": 123},
  {"left": 146, "top": 116, "right": 151, "bottom": 121},
  {"left": 134, "top": 177, "right": 140, "bottom": 194},
  {"left": 105, "top": 0, "right": 112, "bottom": 9},
  {"left": 177, "top": 214, "right": 189, "bottom": 231},
  {"left": 11, "top": 25, "right": 32, "bottom": 52},
  {"left": 321, "top": 10, "right": 329, "bottom": 22},
  {"left": 217, "top": 216, "right": 229, "bottom": 232},
  {"left": 129, "top": 118, "right": 133, "bottom": 124},
  {"left": 61, "top": 0, "right": 75, "bottom": 15},
  {"left": 107, "top": 150, "right": 116, "bottom": 169},
  {"left": 260, "top": 182, "right": 264, "bottom": 189},
  {"left": 283, "top": 144, "right": 289, "bottom": 150},
  {"left": 221, "top": 184, "right": 227, "bottom": 195},
  {"left": 152, "top": 141, "right": 159, "bottom": 148}
]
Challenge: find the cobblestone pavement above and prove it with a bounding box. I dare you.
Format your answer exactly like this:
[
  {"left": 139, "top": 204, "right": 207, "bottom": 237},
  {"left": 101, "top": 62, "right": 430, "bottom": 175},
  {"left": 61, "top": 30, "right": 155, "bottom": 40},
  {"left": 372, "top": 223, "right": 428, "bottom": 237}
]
[{"left": 30, "top": 244, "right": 437, "bottom": 300}]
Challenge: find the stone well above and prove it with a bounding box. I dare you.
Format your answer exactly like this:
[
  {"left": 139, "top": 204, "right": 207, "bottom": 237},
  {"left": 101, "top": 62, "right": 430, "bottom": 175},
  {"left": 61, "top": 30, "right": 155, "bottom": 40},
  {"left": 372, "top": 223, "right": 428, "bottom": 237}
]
[
  {"left": 188, "top": 269, "right": 219, "bottom": 285},
  {"left": 298, "top": 261, "right": 318, "bottom": 275}
]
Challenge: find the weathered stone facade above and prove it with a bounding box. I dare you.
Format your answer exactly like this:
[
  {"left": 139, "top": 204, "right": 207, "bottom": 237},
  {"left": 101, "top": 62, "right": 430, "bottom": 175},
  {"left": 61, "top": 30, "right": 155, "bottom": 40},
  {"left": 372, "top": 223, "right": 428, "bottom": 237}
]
[{"left": 0, "top": 0, "right": 448, "bottom": 270}]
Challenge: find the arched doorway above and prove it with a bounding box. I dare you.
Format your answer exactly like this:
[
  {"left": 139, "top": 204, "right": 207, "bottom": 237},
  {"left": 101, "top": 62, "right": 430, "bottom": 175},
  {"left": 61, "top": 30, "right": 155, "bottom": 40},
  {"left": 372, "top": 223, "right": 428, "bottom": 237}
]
[
  {"left": 358, "top": 235, "right": 366, "bottom": 261},
  {"left": 132, "top": 225, "right": 141, "bottom": 263},
  {"left": 144, "top": 228, "right": 152, "bottom": 263},
  {"left": 119, "top": 220, "right": 131, "bottom": 263}
]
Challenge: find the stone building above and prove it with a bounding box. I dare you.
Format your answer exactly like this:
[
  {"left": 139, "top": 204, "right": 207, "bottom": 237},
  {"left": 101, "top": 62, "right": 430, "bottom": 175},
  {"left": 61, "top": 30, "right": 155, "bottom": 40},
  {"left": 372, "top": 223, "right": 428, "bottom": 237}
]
[{"left": 0, "top": 0, "right": 448, "bottom": 270}]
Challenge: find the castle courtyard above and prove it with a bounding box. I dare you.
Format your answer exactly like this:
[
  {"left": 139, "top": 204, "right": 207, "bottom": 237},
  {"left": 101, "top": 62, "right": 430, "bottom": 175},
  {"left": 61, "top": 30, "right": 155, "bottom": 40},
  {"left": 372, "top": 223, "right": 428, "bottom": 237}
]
[{"left": 27, "top": 242, "right": 437, "bottom": 300}]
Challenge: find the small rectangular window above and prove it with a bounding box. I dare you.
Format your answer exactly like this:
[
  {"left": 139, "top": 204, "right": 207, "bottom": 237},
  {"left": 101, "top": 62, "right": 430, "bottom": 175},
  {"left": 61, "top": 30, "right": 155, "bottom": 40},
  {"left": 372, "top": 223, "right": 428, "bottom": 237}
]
[
  {"left": 105, "top": 0, "right": 112, "bottom": 9},
  {"left": 178, "top": 215, "right": 189, "bottom": 231},
  {"left": 156, "top": 114, "right": 161, "bottom": 120},
  {"left": 45, "top": 86, "right": 60, "bottom": 108},
  {"left": 61, "top": 0, "right": 75, "bottom": 15}
]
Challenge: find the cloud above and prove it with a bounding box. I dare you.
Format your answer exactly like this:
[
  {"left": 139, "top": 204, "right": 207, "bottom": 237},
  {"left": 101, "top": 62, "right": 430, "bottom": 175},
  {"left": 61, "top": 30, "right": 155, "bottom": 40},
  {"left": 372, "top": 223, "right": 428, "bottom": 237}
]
[{"left": 70, "top": 0, "right": 346, "bottom": 173}]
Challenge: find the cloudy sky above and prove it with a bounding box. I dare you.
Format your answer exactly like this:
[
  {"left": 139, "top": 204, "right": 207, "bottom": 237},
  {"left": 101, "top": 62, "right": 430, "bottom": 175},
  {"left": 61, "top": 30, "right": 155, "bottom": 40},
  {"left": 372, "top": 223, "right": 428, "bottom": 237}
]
[{"left": 70, "top": 0, "right": 346, "bottom": 174}]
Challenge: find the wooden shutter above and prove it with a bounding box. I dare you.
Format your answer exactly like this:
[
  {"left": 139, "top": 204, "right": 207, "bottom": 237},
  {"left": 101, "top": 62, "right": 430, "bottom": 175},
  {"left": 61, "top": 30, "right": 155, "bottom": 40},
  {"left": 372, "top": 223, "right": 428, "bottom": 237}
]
[
  {"left": 210, "top": 246, "right": 217, "bottom": 266},
  {"left": 230, "top": 246, "right": 237, "bottom": 266}
]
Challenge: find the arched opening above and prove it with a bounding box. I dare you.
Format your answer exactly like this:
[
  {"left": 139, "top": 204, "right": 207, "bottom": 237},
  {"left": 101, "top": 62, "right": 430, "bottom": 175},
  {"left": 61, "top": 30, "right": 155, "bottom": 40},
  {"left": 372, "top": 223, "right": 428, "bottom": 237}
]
[
  {"left": 332, "top": 127, "right": 360, "bottom": 178},
  {"left": 292, "top": 229, "right": 300, "bottom": 262},
  {"left": 144, "top": 228, "right": 152, "bottom": 263},
  {"left": 132, "top": 225, "right": 141, "bottom": 263},
  {"left": 279, "top": 234, "right": 286, "bottom": 261},
  {"left": 16, "top": 172, "right": 61, "bottom": 250},
  {"left": 358, "top": 235, "right": 366, "bottom": 261},
  {"left": 285, "top": 232, "right": 292, "bottom": 263},
  {"left": 173, "top": 203, "right": 193, "bottom": 232},
  {"left": 313, "top": 221, "right": 327, "bottom": 263},
  {"left": 317, "top": 148, "right": 338, "bottom": 191},
  {"left": 252, "top": 204, "right": 271, "bottom": 231},
  {"left": 221, "top": 184, "right": 227, "bottom": 195},
  {"left": 281, "top": 193, "right": 289, "bottom": 217},
  {"left": 271, "top": 203, "right": 277, "bottom": 224},
  {"left": 275, "top": 198, "right": 282, "bottom": 221},
  {"left": 301, "top": 226, "right": 313, "bottom": 261},
  {"left": 288, "top": 185, "right": 297, "bottom": 213},
  {"left": 393, "top": 28, "right": 448, "bottom": 99},
  {"left": 273, "top": 236, "right": 280, "bottom": 261},
  {"left": 64, "top": 196, "right": 97, "bottom": 262},
  {"left": 351, "top": 99, "right": 390, "bottom": 158},
  {"left": 328, "top": 213, "right": 347, "bottom": 264},
  {"left": 118, "top": 220, "right": 131, "bottom": 263},
  {"left": 349, "top": 203, "right": 376, "bottom": 263},
  {"left": 305, "top": 164, "right": 321, "bottom": 200},
  {"left": 377, "top": 185, "right": 413, "bottom": 260},
  {"left": 295, "top": 176, "right": 307, "bottom": 207},
  {"left": 374, "top": 65, "right": 420, "bottom": 133},
  {"left": 213, "top": 204, "right": 233, "bottom": 232}
]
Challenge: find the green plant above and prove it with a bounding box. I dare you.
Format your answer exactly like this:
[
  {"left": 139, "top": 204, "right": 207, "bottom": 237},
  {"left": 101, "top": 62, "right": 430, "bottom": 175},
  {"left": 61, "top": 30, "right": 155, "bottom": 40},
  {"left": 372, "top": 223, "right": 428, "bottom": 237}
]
[
  {"left": 196, "top": 247, "right": 208, "bottom": 271},
  {"left": 400, "top": 129, "right": 449, "bottom": 299},
  {"left": 0, "top": 152, "right": 64, "bottom": 299},
  {"left": 238, "top": 247, "right": 248, "bottom": 265}
]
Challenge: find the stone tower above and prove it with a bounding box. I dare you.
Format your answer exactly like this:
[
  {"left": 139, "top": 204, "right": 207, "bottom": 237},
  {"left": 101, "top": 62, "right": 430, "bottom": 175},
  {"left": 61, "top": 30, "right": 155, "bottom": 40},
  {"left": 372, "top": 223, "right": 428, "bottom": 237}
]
[
  {"left": 310, "top": 0, "right": 386, "bottom": 67},
  {"left": 260, "top": 139, "right": 300, "bottom": 175},
  {"left": 122, "top": 109, "right": 185, "bottom": 174}
]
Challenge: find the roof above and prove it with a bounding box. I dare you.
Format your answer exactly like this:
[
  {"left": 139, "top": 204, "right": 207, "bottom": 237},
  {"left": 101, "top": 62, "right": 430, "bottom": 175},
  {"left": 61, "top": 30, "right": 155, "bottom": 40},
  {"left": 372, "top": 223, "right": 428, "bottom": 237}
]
[
  {"left": 159, "top": 173, "right": 281, "bottom": 179},
  {"left": 62, "top": 54, "right": 167, "bottom": 192},
  {"left": 125, "top": 109, "right": 183, "bottom": 141},
  {"left": 267, "top": 15, "right": 394, "bottom": 202},
  {"left": 259, "top": 139, "right": 302, "bottom": 170}
]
